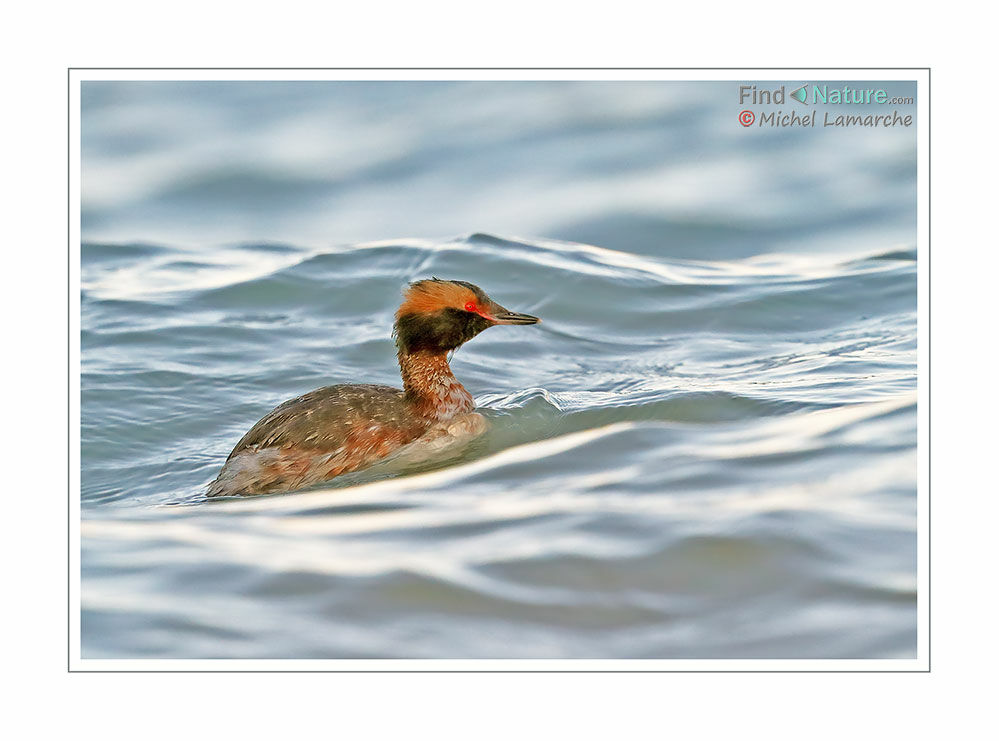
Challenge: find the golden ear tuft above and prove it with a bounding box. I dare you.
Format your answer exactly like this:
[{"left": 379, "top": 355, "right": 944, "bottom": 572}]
[{"left": 397, "top": 279, "right": 477, "bottom": 319}]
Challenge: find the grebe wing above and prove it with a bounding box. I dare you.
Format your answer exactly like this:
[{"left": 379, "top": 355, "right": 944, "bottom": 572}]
[{"left": 225, "top": 383, "right": 407, "bottom": 460}]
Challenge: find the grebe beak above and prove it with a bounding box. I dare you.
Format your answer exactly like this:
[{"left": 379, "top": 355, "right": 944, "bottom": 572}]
[{"left": 491, "top": 309, "right": 541, "bottom": 325}]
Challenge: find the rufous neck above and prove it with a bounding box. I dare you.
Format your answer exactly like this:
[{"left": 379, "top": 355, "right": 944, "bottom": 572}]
[{"left": 397, "top": 349, "right": 475, "bottom": 419}]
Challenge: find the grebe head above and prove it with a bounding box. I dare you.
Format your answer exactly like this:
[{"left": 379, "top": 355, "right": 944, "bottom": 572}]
[{"left": 394, "top": 278, "right": 540, "bottom": 353}]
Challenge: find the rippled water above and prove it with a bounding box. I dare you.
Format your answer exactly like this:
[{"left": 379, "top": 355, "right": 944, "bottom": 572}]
[{"left": 79, "top": 80, "right": 918, "bottom": 659}]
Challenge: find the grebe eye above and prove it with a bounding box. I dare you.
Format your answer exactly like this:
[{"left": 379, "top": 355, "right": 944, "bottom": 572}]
[{"left": 464, "top": 301, "right": 477, "bottom": 312}]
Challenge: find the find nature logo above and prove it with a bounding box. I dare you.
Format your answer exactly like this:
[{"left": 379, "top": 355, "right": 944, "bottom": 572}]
[{"left": 737, "top": 83, "right": 914, "bottom": 128}]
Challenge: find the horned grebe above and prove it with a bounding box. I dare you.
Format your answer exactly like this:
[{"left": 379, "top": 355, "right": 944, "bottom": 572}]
[{"left": 206, "top": 278, "right": 540, "bottom": 497}]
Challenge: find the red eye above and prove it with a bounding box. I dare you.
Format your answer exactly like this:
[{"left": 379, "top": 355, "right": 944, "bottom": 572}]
[{"left": 464, "top": 301, "right": 477, "bottom": 312}]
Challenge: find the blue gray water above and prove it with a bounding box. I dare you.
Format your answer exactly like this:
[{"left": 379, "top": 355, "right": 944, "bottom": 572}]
[{"left": 80, "top": 80, "right": 918, "bottom": 659}]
